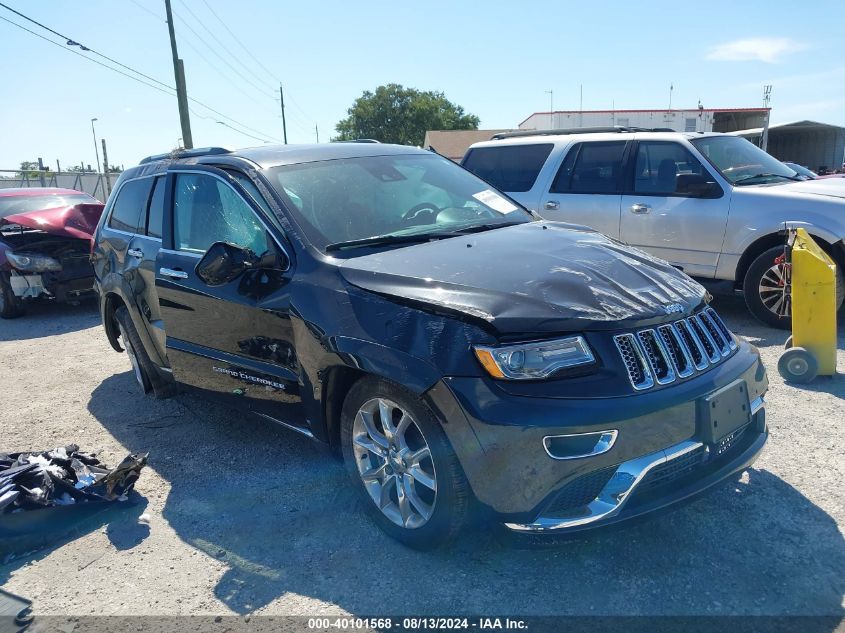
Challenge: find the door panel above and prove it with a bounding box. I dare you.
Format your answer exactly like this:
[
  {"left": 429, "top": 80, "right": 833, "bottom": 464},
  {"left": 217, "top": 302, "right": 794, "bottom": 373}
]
[
  {"left": 155, "top": 168, "right": 303, "bottom": 424},
  {"left": 620, "top": 141, "right": 729, "bottom": 278},
  {"left": 538, "top": 141, "right": 626, "bottom": 239}
]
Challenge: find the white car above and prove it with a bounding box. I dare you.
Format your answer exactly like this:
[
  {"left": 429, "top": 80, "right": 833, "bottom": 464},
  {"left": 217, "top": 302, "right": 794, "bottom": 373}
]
[{"left": 463, "top": 129, "right": 845, "bottom": 328}]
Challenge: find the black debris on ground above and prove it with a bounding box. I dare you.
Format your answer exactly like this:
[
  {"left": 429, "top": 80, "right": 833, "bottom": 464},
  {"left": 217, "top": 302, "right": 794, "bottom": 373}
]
[
  {"left": 0, "top": 445, "right": 148, "bottom": 556},
  {"left": 0, "top": 445, "right": 147, "bottom": 513}
]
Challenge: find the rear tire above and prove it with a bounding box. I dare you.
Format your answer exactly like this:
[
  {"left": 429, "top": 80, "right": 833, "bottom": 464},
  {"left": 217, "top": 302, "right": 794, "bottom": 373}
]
[
  {"left": 0, "top": 273, "right": 25, "bottom": 319},
  {"left": 114, "top": 306, "right": 176, "bottom": 399},
  {"left": 340, "top": 376, "right": 470, "bottom": 550}
]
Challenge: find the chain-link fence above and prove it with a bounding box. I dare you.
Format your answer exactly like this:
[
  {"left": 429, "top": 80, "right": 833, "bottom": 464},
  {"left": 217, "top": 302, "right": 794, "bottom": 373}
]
[{"left": 0, "top": 169, "right": 114, "bottom": 201}]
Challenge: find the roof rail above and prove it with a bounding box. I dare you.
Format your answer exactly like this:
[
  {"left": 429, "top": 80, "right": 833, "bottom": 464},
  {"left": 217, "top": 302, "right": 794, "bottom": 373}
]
[
  {"left": 490, "top": 127, "right": 677, "bottom": 140},
  {"left": 332, "top": 139, "right": 381, "bottom": 143},
  {"left": 139, "top": 146, "right": 232, "bottom": 165}
]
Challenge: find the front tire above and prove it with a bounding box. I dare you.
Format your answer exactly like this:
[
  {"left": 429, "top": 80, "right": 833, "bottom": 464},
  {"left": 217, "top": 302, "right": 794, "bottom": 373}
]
[
  {"left": 744, "top": 245, "right": 845, "bottom": 329},
  {"left": 0, "top": 273, "right": 25, "bottom": 319},
  {"left": 340, "top": 376, "right": 470, "bottom": 550}
]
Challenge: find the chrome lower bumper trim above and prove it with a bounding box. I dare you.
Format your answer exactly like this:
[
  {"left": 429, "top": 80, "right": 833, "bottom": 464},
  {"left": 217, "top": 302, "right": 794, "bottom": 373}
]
[{"left": 505, "top": 396, "right": 765, "bottom": 533}]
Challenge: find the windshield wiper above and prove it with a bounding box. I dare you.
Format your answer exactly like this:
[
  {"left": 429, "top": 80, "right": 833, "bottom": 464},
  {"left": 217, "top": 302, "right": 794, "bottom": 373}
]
[
  {"left": 734, "top": 172, "right": 802, "bottom": 185},
  {"left": 324, "top": 221, "right": 526, "bottom": 252},
  {"left": 325, "top": 231, "right": 454, "bottom": 252}
]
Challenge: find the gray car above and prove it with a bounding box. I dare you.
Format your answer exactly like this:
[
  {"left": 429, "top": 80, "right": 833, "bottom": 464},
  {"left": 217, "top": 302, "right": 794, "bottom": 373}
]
[{"left": 463, "top": 129, "right": 845, "bottom": 328}]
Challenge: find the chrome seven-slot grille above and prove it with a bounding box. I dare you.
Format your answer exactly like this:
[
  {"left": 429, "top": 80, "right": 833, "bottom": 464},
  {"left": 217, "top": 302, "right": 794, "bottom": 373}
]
[{"left": 614, "top": 307, "right": 737, "bottom": 391}]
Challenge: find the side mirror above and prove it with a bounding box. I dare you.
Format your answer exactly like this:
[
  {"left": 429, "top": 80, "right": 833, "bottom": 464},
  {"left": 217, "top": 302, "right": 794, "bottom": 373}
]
[
  {"left": 195, "top": 242, "right": 259, "bottom": 286},
  {"left": 676, "top": 173, "right": 722, "bottom": 198}
]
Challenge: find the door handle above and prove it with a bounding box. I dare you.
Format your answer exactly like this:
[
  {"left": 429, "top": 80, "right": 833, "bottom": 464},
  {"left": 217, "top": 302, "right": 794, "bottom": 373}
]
[
  {"left": 159, "top": 267, "right": 188, "bottom": 280},
  {"left": 630, "top": 203, "right": 651, "bottom": 214},
  {"left": 544, "top": 200, "right": 560, "bottom": 210},
  {"left": 127, "top": 248, "right": 144, "bottom": 259}
]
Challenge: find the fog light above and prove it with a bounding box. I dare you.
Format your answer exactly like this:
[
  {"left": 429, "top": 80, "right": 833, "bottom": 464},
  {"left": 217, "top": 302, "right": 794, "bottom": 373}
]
[{"left": 543, "top": 430, "right": 618, "bottom": 460}]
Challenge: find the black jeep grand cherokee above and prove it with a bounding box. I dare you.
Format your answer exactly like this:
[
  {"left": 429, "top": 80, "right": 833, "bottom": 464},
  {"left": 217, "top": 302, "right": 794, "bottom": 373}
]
[{"left": 92, "top": 143, "right": 768, "bottom": 549}]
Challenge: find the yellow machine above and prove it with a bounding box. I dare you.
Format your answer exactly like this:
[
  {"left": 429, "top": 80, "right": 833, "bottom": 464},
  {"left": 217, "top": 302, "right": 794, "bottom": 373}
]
[{"left": 778, "top": 228, "right": 839, "bottom": 383}]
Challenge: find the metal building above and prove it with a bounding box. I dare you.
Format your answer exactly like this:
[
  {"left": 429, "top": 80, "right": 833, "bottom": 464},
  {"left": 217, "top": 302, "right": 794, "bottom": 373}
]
[
  {"left": 518, "top": 108, "right": 769, "bottom": 134},
  {"left": 730, "top": 120, "right": 845, "bottom": 174}
]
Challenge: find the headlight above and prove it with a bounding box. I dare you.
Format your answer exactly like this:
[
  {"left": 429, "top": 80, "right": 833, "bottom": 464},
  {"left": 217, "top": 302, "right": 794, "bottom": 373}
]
[
  {"left": 474, "top": 336, "right": 595, "bottom": 380},
  {"left": 6, "top": 252, "right": 62, "bottom": 272}
]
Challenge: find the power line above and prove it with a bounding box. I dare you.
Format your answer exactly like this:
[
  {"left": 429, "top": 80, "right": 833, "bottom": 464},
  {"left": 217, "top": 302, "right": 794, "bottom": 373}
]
[
  {"left": 0, "top": 0, "right": 173, "bottom": 92},
  {"left": 0, "top": 14, "right": 175, "bottom": 98},
  {"left": 0, "top": 6, "right": 282, "bottom": 143},
  {"left": 193, "top": 0, "right": 315, "bottom": 132},
  {"left": 198, "top": 0, "right": 279, "bottom": 84},
  {"left": 174, "top": 0, "right": 276, "bottom": 100}
]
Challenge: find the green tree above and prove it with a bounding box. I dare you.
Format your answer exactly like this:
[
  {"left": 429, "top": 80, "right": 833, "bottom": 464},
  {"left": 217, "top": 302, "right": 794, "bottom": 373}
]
[
  {"left": 334, "top": 83, "right": 480, "bottom": 146},
  {"left": 16, "top": 161, "right": 41, "bottom": 178}
]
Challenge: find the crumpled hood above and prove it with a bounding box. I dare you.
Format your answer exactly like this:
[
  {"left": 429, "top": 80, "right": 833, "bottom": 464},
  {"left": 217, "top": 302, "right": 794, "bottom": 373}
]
[
  {"left": 1, "top": 203, "right": 105, "bottom": 240},
  {"left": 338, "top": 222, "right": 707, "bottom": 334},
  {"left": 774, "top": 178, "right": 845, "bottom": 199}
]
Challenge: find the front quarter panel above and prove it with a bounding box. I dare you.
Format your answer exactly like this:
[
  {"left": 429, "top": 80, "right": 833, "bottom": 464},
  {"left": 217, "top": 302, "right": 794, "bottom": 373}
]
[{"left": 718, "top": 187, "right": 845, "bottom": 279}]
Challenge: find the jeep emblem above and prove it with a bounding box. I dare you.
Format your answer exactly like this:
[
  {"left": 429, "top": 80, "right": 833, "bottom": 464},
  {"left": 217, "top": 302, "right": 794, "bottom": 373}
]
[{"left": 663, "top": 303, "right": 685, "bottom": 314}]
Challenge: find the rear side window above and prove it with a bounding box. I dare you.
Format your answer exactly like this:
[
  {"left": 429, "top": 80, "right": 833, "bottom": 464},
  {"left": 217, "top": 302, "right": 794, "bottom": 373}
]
[
  {"left": 551, "top": 142, "right": 626, "bottom": 194},
  {"left": 145, "top": 176, "right": 165, "bottom": 238},
  {"left": 108, "top": 178, "right": 152, "bottom": 233},
  {"left": 462, "top": 144, "right": 553, "bottom": 192}
]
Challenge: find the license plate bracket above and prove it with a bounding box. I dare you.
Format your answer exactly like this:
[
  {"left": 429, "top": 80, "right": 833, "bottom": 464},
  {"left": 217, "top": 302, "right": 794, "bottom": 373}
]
[{"left": 697, "top": 379, "right": 751, "bottom": 444}]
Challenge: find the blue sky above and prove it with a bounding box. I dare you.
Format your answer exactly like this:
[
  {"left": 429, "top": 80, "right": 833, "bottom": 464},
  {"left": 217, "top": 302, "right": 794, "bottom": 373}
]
[{"left": 1, "top": 0, "right": 843, "bottom": 171}]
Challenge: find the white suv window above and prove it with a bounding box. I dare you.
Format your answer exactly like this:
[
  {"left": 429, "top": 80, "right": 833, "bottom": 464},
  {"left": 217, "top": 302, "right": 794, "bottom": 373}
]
[
  {"left": 550, "top": 142, "right": 626, "bottom": 194},
  {"left": 632, "top": 142, "right": 707, "bottom": 195},
  {"left": 462, "top": 144, "right": 553, "bottom": 192}
]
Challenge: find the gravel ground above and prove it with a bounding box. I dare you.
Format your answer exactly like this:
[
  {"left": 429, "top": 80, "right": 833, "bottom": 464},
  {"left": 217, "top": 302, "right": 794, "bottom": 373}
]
[{"left": 0, "top": 296, "right": 843, "bottom": 617}]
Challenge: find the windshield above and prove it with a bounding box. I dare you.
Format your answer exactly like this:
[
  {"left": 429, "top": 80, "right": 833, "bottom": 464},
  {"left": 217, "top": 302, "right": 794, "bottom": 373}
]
[
  {"left": 690, "top": 136, "right": 799, "bottom": 185},
  {"left": 264, "top": 153, "right": 533, "bottom": 251},
  {"left": 0, "top": 193, "right": 98, "bottom": 217}
]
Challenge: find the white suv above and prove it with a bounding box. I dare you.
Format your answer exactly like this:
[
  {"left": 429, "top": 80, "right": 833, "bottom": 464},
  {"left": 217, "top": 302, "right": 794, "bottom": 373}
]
[{"left": 463, "top": 129, "right": 845, "bottom": 328}]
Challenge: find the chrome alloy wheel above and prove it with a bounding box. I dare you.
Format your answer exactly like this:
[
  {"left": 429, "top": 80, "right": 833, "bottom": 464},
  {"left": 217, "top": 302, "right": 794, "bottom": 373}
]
[
  {"left": 117, "top": 321, "right": 145, "bottom": 388},
  {"left": 352, "top": 397, "right": 437, "bottom": 529},
  {"left": 758, "top": 259, "right": 792, "bottom": 318}
]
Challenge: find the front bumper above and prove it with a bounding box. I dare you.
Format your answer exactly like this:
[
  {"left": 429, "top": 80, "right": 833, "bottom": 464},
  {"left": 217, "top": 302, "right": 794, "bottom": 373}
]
[
  {"left": 9, "top": 271, "right": 96, "bottom": 302},
  {"left": 425, "top": 339, "right": 768, "bottom": 529},
  {"left": 505, "top": 396, "right": 765, "bottom": 533}
]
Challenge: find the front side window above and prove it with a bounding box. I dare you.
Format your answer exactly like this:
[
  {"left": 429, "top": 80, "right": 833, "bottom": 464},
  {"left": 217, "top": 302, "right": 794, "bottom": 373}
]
[
  {"left": 551, "top": 142, "right": 626, "bottom": 194},
  {"left": 265, "top": 153, "right": 533, "bottom": 250},
  {"left": 691, "top": 135, "right": 798, "bottom": 185},
  {"left": 633, "top": 142, "right": 707, "bottom": 194},
  {"left": 462, "top": 144, "right": 553, "bottom": 192},
  {"left": 108, "top": 178, "right": 152, "bottom": 233},
  {"left": 173, "top": 173, "right": 266, "bottom": 254}
]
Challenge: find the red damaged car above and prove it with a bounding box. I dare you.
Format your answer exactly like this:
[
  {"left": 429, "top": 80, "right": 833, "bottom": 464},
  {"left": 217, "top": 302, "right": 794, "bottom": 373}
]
[{"left": 0, "top": 188, "right": 104, "bottom": 318}]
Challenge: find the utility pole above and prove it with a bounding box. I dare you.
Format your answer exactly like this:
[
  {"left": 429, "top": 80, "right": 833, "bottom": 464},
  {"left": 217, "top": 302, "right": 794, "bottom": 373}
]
[
  {"left": 761, "top": 85, "right": 772, "bottom": 153},
  {"left": 101, "top": 139, "right": 112, "bottom": 196},
  {"left": 37, "top": 157, "right": 46, "bottom": 187},
  {"left": 164, "top": 0, "right": 193, "bottom": 149},
  {"left": 315, "top": 123, "right": 319, "bottom": 143},
  {"left": 91, "top": 118, "right": 101, "bottom": 173},
  {"left": 56, "top": 159, "right": 61, "bottom": 173},
  {"left": 279, "top": 83, "right": 288, "bottom": 144},
  {"left": 579, "top": 84, "right": 583, "bottom": 127},
  {"left": 669, "top": 83, "right": 674, "bottom": 110},
  {"left": 545, "top": 89, "right": 553, "bottom": 129}
]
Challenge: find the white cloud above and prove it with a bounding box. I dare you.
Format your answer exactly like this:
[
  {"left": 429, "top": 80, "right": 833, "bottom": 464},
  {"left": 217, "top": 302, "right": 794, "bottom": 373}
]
[{"left": 706, "top": 38, "right": 806, "bottom": 63}]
